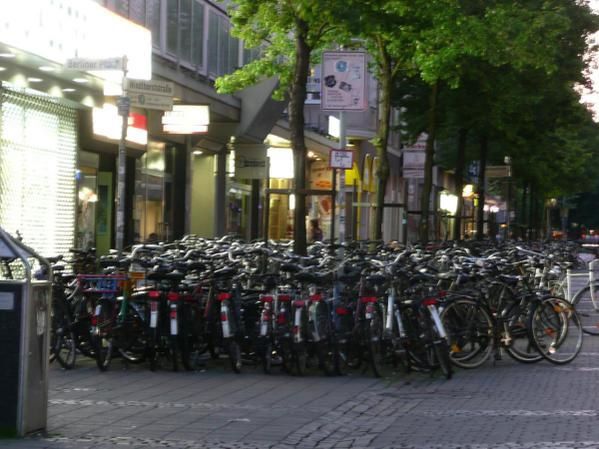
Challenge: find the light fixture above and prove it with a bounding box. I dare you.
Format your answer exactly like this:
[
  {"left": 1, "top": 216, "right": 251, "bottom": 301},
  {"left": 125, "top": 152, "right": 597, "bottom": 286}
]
[
  {"left": 39, "top": 66, "right": 56, "bottom": 72},
  {"left": 0, "top": 67, "right": 6, "bottom": 72},
  {"left": 193, "top": 150, "right": 203, "bottom": 156},
  {"left": 73, "top": 78, "right": 89, "bottom": 84},
  {"left": 0, "top": 53, "right": 15, "bottom": 58},
  {"left": 27, "top": 77, "right": 43, "bottom": 83},
  {"left": 307, "top": 151, "right": 316, "bottom": 158},
  {"left": 62, "top": 88, "right": 76, "bottom": 93}
]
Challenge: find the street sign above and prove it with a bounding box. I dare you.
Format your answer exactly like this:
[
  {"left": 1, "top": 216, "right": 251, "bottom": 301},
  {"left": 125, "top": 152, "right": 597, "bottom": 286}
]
[
  {"left": 117, "top": 96, "right": 130, "bottom": 117},
  {"left": 485, "top": 165, "right": 510, "bottom": 178},
  {"left": 126, "top": 79, "right": 174, "bottom": 111},
  {"left": 65, "top": 57, "right": 124, "bottom": 71},
  {"left": 329, "top": 149, "right": 354, "bottom": 169},
  {"left": 235, "top": 145, "right": 267, "bottom": 179}
]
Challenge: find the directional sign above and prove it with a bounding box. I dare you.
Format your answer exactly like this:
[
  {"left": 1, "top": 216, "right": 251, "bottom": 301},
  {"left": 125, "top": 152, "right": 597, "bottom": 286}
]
[
  {"left": 65, "top": 57, "right": 124, "bottom": 71},
  {"left": 126, "top": 79, "right": 174, "bottom": 111},
  {"left": 329, "top": 149, "right": 354, "bottom": 169}
]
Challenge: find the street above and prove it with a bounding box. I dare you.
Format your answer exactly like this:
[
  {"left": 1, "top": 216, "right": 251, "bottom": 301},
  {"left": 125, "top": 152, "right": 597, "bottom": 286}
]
[{"left": 3, "top": 332, "right": 599, "bottom": 449}]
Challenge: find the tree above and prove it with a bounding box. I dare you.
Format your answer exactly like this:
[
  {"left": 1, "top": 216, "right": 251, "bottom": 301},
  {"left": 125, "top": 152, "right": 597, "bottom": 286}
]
[{"left": 216, "top": 1, "right": 346, "bottom": 255}]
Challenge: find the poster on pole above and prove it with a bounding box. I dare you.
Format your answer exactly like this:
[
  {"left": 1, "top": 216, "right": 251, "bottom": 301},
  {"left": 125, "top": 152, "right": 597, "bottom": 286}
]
[{"left": 321, "top": 52, "right": 367, "bottom": 111}]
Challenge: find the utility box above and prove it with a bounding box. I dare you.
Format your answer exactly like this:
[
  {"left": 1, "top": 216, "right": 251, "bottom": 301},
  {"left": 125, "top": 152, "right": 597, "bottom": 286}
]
[{"left": 0, "top": 228, "right": 52, "bottom": 437}]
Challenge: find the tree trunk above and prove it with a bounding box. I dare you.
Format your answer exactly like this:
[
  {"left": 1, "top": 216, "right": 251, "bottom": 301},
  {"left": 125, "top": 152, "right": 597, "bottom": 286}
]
[
  {"left": 373, "top": 42, "right": 392, "bottom": 241},
  {"left": 419, "top": 81, "right": 440, "bottom": 243},
  {"left": 452, "top": 128, "right": 468, "bottom": 240},
  {"left": 476, "top": 134, "right": 488, "bottom": 240},
  {"left": 290, "top": 19, "right": 311, "bottom": 255}
]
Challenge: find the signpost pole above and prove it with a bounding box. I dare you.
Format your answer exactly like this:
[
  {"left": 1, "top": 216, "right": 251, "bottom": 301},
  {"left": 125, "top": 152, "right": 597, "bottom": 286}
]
[
  {"left": 338, "top": 111, "right": 346, "bottom": 244},
  {"left": 116, "top": 56, "right": 129, "bottom": 257},
  {"left": 330, "top": 168, "right": 337, "bottom": 250}
]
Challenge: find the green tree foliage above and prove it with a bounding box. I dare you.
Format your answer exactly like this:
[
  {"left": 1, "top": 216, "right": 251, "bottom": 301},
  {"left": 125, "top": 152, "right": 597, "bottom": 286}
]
[{"left": 216, "top": 0, "right": 347, "bottom": 254}]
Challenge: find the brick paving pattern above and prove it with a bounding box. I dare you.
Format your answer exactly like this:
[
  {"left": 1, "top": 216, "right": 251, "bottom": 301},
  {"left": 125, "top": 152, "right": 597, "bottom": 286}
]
[{"left": 3, "top": 276, "right": 599, "bottom": 449}]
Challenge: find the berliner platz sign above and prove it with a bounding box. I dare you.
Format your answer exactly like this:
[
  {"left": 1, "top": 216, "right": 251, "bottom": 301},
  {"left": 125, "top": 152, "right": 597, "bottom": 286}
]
[{"left": 2, "top": 0, "right": 151, "bottom": 83}]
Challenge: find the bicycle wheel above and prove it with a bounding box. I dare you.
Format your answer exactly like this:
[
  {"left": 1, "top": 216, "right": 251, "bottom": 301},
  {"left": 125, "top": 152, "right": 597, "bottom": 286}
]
[
  {"left": 51, "top": 298, "right": 77, "bottom": 369},
  {"left": 441, "top": 298, "right": 493, "bottom": 369},
  {"left": 503, "top": 299, "right": 543, "bottom": 364},
  {"left": 367, "top": 307, "right": 385, "bottom": 378},
  {"left": 227, "top": 339, "right": 242, "bottom": 373},
  {"left": 529, "top": 297, "right": 583, "bottom": 364},
  {"left": 115, "top": 303, "right": 147, "bottom": 364},
  {"left": 572, "top": 284, "right": 599, "bottom": 335},
  {"left": 433, "top": 340, "right": 453, "bottom": 380},
  {"left": 92, "top": 300, "right": 114, "bottom": 372}
]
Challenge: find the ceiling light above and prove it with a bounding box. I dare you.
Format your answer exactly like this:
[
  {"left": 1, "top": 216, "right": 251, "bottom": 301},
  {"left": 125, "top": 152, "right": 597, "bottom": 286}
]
[
  {"left": 73, "top": 77, "right": 89, "bottom": 83},
  {"left": 193, "top": 150, "right": 203, "bottom": 156},
  {"left": 0, "top": 67, "right": 6, "bottom": 72},
  {"left": 62, "top": 88, "right": 76, "bottom": 92},
  {"left": 28, "top": 77, "right": 43, "bottom": 83},
  {"left": 39, "top": 66, "right": 55, "bottom": 72},
  {"left": 0, "top": 53, "right": 15, "bottom": 58}
]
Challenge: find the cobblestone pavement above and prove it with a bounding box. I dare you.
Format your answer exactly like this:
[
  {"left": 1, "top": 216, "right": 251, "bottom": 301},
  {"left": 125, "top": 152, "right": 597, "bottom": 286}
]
[{"left": 4, "top": 322, "right": 599, "bottom": 448}]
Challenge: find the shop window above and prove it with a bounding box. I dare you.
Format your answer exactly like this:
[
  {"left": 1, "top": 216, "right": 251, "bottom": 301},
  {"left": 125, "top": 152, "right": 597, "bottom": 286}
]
[{"left": 134, "top": 142, "right": 174, "bottom": 243}]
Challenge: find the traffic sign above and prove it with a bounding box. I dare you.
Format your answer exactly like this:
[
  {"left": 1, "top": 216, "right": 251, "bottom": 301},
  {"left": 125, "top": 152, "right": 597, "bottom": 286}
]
[
  {"left": 126, "top": 79, "right": 174, "bottom": 111},
  {"left": 65, "top": 57, "right": 124, "bottom": 71},
  {"left": 329, "top": 149, "right": 354, "bottom": 169}
]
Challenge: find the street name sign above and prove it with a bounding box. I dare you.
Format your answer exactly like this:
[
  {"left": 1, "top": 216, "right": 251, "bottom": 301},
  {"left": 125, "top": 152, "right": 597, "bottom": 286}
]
[
  {"left": 66, "top": 57, "right": 124, "bottom": 71},
  {"left": 126, "top": 79, "right": 174, "bottom": 111},
  {"left": 329, "top": 149, "right": 354, "bottom": 169}
]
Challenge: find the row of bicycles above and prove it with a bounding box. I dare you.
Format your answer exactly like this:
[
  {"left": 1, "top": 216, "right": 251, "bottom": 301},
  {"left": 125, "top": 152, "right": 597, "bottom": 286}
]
[{"left": 48, "top": 237, "right": 596, "bottom": 379}]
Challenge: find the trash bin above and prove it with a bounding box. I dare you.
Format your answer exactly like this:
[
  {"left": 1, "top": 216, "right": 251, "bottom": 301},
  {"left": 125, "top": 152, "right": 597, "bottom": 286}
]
[{"left": 0, "top": 227, "right": 52, "bottom": 437}]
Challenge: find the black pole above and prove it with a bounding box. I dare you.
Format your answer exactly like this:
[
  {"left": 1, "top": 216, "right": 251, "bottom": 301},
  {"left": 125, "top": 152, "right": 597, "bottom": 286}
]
[{"left": 330, "top": 168, "right": 337, "bottom": 246}]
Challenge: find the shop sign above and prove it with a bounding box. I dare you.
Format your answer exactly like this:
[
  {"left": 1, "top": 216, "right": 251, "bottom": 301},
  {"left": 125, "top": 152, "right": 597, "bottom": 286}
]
[
  {"left": 235, "top": 145, "right": 267, "bottom": 179},
  {"left": 93, "top": 103, "right": 147, "bottom": 145},
  {"left": 321, "top": 52, "right": 367, "bottom": 111},
  {"left": 126, "top": 79, "right": 174, "bottom": 111},
  {"left": 162, "top": 105, "right": 209, "bottom": 134},
  {"left": 310, "top": 161, "right": 333, "bottom": 190}
]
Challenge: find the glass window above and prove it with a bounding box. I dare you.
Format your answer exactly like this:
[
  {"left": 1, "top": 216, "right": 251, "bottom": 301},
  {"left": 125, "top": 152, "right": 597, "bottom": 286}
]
[
  {"left": 146, "top": 0, "right": 161, "bottom": 47},
  {"left": 228, "top": 35, "right": 239, "bottom": 74},
  {"left": 113, "top": 0, "right": 129, "bottom": 16},
  {"left": 192, "top": 1, "right": 204, "bottom": 66},
  {"left": 208, "top": 10, "right": 219, "bottom": 75},
  {"left": 166, "top": 0, "right": 178, "bottom": 54},
  {"left": 218, "top": 18, "right": 229, "bottom": 75},
  {"left": 180, "top": 0, "right": 192, "bottom": 62},
  {"left": 129, "top": 0, "right": 145, "bottom": 25}
]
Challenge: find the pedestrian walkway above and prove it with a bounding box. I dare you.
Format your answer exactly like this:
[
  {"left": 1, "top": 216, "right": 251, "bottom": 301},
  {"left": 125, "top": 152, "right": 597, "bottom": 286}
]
[{"left": 4, "top": 335, "right": 599, "bottom": 448}]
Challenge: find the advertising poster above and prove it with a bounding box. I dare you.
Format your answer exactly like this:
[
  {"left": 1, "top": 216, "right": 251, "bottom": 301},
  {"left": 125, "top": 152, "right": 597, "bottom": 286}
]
[{"left": 321, "top": 52, "right": 367, "bottom": 111}]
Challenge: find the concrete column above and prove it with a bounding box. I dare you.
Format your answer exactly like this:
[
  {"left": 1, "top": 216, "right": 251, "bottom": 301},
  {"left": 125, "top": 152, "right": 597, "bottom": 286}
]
[{"left": 214, "top": 148, "right": 227, "bottom": 237}]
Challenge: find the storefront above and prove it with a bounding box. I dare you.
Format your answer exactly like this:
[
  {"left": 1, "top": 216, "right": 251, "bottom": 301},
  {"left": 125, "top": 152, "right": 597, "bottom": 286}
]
[
  {"left": 0, "top": 0, "right": 151, "bottom": 255},
  {"left": 0, "top": 85, "right": 78, "bottom": 257}
]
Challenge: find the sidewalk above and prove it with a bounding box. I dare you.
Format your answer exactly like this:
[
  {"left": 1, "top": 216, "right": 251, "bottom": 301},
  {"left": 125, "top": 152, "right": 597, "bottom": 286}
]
[{"left": 4, "top": 336, "right": 599, "bottom": 449}]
